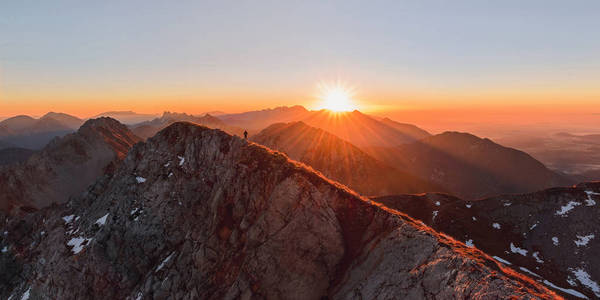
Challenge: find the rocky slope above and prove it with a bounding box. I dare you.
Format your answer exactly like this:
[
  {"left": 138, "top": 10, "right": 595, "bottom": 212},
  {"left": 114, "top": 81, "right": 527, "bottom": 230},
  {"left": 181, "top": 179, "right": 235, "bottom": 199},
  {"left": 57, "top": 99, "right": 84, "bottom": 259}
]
[
  {"left": 366, "top": 131, "right": 574, "bottom": 199},
  {"left": 373, "top": 183, "right": 600, "bottom": 299},
  {"left": 0, "top": 122, "right": 559, "bottom": 299},
  {"left": 131, "top": 112, "right": 243, "bottom": 139},
  {"left": 252, "top": 121, "right": 443, "bottom": 196},
  {"left": 0, "top": 117, "right": 140, "bottom": 214},
  {"left": 0, "top": 147, "right": 36, "bottom": 166},
  {"left": 218, "top": 105, "right": 311, "bottom": 132}
]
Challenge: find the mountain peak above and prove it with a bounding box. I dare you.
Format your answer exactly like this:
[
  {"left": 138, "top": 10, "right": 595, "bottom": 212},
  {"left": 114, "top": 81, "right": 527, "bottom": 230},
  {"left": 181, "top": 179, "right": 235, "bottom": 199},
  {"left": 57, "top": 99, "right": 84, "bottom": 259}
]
[{"left": 80, "top": 116, "right": 126, "bottom": 131}]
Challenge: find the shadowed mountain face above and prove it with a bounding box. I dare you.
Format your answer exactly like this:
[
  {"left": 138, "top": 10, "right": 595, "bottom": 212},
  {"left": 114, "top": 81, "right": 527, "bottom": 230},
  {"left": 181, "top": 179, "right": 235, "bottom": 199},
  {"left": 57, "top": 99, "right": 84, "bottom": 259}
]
[
  {"left": 302, "top": 110, "right": 430, "bottom": 148},
  {"left": 251, "top": 121, "right": 443, "bottom": 196},
  {"left": 366, "top": 131, "right": 574, "bottom": 200},
  {"left": 0, "top": 112, "right": 84, "bottom": 150},
  {"left": 0, "top": 117, "right": 140, "bottom": 214},
  {"left": 379, "top": 117, "right": 432, "bottom": 140},
  {"left": 0, "top": 122, "right": 558, "bottom": 299},
  {"left": 0, "top": 148, "right": 36, "bottom": 166},
  {"left": 373, "top": 183, "right": 600, "bottom": 299},
  {"left": 130, "top": 111, "right": 244, "bottom": 139}
]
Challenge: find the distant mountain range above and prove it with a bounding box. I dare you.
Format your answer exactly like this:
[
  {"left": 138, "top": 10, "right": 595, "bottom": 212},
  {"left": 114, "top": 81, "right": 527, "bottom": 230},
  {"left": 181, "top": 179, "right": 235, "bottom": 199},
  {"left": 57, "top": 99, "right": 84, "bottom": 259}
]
[
  {"left": 218, "top": 105, "right": 311, "bottom": 133},
  {"left": 92, "top": 111, "right": 160, "bottom": 124},
  {"left": 0, "top": 112, "right": 84, "bottom": 150},
  {"left": 130, "top": 111, "right": 244, "bottom": 139}
]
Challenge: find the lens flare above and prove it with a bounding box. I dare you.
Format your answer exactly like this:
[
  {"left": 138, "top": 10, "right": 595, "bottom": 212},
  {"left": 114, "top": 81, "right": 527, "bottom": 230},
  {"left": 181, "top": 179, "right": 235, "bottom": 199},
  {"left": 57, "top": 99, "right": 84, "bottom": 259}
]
[{"left": 316, "top": 81, "right": 358, "bottom": 112}]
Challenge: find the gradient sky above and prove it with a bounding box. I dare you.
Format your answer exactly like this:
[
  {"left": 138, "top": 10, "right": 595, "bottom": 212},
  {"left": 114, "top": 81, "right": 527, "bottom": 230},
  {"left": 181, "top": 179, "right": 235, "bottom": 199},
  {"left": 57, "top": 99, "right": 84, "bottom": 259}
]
[{"left": 1, "top": 0, "right": 599, "bottom": 118}]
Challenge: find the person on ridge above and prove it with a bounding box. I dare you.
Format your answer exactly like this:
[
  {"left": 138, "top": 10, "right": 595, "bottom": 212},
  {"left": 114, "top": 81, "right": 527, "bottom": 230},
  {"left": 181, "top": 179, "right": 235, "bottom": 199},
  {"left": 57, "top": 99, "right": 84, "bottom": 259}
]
[{"left": 243, "top": 130, "right": 248, "bottom": 139}]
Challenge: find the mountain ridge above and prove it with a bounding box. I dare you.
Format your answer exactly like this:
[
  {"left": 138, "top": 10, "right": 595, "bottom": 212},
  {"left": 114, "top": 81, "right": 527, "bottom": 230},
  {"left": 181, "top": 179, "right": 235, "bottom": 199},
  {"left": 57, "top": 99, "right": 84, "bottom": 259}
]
[{"left": 0, "top": 121, "right": 558, "bottom": 299}]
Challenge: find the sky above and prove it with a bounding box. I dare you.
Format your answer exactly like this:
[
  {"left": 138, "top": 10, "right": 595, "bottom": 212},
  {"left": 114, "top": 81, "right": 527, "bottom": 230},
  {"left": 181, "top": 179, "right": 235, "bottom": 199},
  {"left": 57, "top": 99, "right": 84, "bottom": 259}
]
[{"left": 1, "top": 0, "right": 600, "bottom": 124}]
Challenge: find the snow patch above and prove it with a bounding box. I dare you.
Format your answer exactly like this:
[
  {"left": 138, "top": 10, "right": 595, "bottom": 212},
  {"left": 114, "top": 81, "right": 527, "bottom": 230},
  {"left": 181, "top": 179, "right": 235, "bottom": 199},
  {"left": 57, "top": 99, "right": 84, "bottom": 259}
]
[
  {"left": 568, "top": 277, "right": 578, "bottom": 287},
  {"left": 574, "top": 234, "right": 595, "bottom": 247},
  {"left": 95, "top": 213, "right": 109, "bottom": 226},
  {"left": 168, "top": 172, "right": 173, "bottom": 178},
  {"left": 178, "top": 156, "right": 185, "bottom": 166},
  {"left": 510, "top": 242, "right": 528, "bottom": 256},
  {"left": 465, "top": 239, "right": 474, "bottom": 248},
  {"left": 1, "top": 246, "right": 7, "bottom": 253},
  {"left": 465, "top": 204, "right": 472, "bottom": 208},
  {"left": 135, "top": 292, "right": 143, "bottom": 300},
  {"left": 585, "top": 191, "right": 598, "bottom": 206},
  {"left": 62, "top": 215, "right": 75, "bottom": 224},
  {"left": 432, "top": 210, "right": 438, "bottom": 220},
  {"left": 542, "top": 280, "right": 588, "bottom": 299},
  {"left": 164, "top": 162, "right": 170, "bottom": 167},
  {"left": 156, "top": 252, "right": 175, "bottom": 272},
  {"left": 20, "top": 287, "right": 31, "bottom": 300},
  {"left": 67, "top": 236, "right": 92, "bottom": 254},
  {"left": 492, "top": 223, "right": 501, "bottom": 229},
  {"left": 572, "top": 268, "right": 600, "bottom": 297},
  {"left": 556, "top": 201, "right": 581, "bottom": 216},
  {"left": 552, "top": 237, "right": 560, "bottom": 246},
  {"left": 504, "top": 202, "right": 512, "bottom": 206},
  {"left": 434, "top": 201, "right": 440, "bottom": 206},
  {"left": 519, "top": 267, "right": 540, "bottom": 278},
  {"left": 533, "top": 251, "right": 544, "bottom": 263},
  {"left": 530, "top": 223, "right": 538, "bottom": 230},
  {"left": 472, "top": 216, "right": 477, "bottom": 221},
  {"left": 135, "top": 176, "right": 146, "bottom": 183},
  {"left": 492, "top": 256, "right": 512, "bottom": 265}
]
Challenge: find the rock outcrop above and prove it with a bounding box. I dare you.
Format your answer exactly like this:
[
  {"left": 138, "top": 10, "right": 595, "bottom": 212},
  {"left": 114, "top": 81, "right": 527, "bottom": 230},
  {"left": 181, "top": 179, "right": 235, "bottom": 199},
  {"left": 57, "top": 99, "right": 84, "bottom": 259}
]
[
  {"left": 0, "top": 117, "right": 140, "bottom": 214},
  {"left": 0, "top": 122, "right": 558, "bottom": 299},
  {"left": 374, "top": 184, "right": 600, "bottom": 299}
]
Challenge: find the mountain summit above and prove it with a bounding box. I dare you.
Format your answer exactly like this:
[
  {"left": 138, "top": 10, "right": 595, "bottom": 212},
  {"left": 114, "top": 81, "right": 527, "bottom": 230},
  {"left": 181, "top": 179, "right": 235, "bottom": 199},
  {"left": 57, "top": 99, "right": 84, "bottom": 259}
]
[
  {"left": 0, "top": 122, "right": 557, "bottom": 299},
  {"left": 0, "top": 117, "right": 140, "bottom": 213}
]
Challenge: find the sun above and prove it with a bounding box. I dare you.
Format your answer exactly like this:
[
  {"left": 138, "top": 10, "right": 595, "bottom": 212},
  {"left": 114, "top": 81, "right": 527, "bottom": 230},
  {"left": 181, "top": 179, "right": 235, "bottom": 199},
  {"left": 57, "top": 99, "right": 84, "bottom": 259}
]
[{"left": 317, "top": 82, "right": 358, "bottom": 112}]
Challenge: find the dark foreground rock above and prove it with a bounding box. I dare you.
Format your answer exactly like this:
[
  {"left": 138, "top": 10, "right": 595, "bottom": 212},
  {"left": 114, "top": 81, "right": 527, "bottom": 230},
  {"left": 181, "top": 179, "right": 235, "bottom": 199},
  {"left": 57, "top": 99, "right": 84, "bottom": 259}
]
[
  {"left": 1, "top": 122, "right": 558, "bottom": 299},
  {"left": 374, "top": 185, "right": 600, "bottom": 299}
]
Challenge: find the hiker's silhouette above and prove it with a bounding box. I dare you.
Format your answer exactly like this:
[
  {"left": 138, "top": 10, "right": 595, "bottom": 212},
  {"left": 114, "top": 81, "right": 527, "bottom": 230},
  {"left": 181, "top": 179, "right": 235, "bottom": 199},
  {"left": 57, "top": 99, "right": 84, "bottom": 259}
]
[{"left": 243, "top": 130, "right": 248, "bottom": 139}]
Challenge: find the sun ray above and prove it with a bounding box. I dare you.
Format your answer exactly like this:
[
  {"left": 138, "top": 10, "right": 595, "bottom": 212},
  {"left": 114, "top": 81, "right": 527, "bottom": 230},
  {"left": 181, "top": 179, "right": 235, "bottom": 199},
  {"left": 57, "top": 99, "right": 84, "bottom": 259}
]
[{"left": 316, "top": 81, "right": 358, "bottom": 112}]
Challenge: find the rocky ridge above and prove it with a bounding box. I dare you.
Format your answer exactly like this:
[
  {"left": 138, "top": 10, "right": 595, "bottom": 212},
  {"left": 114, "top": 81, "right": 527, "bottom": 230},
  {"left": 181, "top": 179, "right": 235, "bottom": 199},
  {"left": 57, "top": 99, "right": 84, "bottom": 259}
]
[
  {"left": 0, "top": 122, "right": 559, "bottom": 299},
  {"left": 373, "top": 184, "right": 600, "bottom": 299}
]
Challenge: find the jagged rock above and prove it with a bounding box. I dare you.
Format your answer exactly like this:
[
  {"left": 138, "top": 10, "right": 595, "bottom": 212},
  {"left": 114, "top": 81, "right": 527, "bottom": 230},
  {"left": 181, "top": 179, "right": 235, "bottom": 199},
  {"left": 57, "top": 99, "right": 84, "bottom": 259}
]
[
  {"left": 0, "top": 117, "right": 140, "bottom": 214},
  {"left": 0, "top": 122, "right": 558, "bottom": 299}
]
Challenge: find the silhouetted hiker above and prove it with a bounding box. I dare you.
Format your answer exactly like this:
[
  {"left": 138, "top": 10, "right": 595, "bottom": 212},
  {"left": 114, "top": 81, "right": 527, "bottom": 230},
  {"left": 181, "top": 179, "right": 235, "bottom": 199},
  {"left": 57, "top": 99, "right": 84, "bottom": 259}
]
[{"left": 244, "top": 130, "right": 248, "bottom": 139}]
